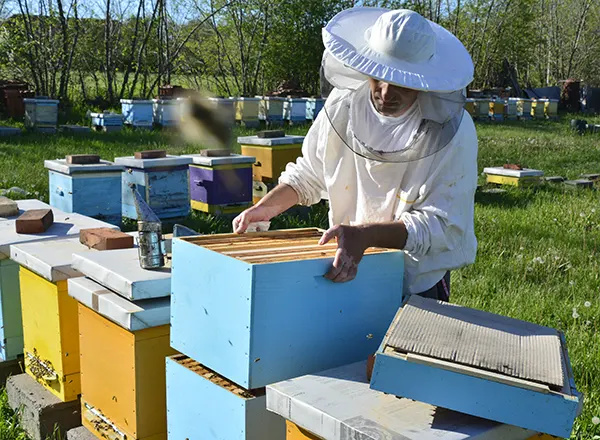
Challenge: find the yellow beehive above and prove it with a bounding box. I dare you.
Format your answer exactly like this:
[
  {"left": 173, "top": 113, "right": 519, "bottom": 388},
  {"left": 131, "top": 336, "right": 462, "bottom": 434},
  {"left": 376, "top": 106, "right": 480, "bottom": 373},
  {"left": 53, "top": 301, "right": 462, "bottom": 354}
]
[
  {"left": 235, "top": 97, "right": 261, "bottom": 125},
  {"left": 464, "top": 99, "right": 476, "bottom": 118},
  {"left": 68, "top": 246, "right": 173, "bottom": 440},
  {"left": 10, "top": 235, "right": 119, "bottom": 402},
  {"left": 545, "top": 99, "right": 559, "bottom": 119},
  {"left": 531, "top": 100, "right": 546, "bottom": 119},
  {"left": 238, "top": 134, "right": 304, "bottom": 184}
]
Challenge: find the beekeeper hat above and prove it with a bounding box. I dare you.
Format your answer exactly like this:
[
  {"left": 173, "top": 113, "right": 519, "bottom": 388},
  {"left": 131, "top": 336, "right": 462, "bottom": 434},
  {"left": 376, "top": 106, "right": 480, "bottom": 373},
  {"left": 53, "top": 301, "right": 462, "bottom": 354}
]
[{"left": 322, "top": 7, "right": 473, "bottom": 93}]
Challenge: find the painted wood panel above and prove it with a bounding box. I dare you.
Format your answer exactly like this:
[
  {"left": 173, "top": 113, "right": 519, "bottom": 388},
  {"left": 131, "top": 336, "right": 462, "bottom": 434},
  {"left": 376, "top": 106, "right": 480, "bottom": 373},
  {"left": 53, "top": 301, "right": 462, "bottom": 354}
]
[
  {"left": 79, "top": 303, "right": 174, "bottom": 440},
  {"left": 0, "top": 259, "right": 23, "bottom": 360},
  {"left": 370, "top": 337, "right": 581, "bottom": 439},
  {"left": 240, "top": 144, "right": 303, "bottom": 183},
  {"left": 20, "top": 267, "right": 80, "bottom": 401},
  {"left": 170, "top": 229, "right": 404, "bottom": 389},
  {"left": 189, "top": 164, "right": 253, "bottom": 205},
  {"left": 121, "top": 100, "right": 154, "bottom": 127},
  {"left": 166, "top": 355, "right": 285, "bottom": 440}
]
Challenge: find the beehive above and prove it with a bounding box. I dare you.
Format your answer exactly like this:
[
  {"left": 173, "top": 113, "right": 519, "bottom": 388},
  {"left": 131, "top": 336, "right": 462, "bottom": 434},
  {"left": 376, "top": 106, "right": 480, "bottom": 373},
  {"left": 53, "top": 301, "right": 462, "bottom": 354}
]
[
  {"left": 69, "top": 276, "right": 173, "bottom": 440},
  {"left": 10, "top": 237, "right": 110, "bottom": 401},
  {"left": 464, "top": 98, "right": 476, "bottom": 118},
  {"left": 545, "top": 99, "right": 559, "bottom": 119},
  {"left": 235, "top": 97, "right": 261, "bottom": 127},
  {"left": 258, "top": 97, "right": 285, "bottom": 126},
  {"left": 267, "top": 361, "right": 549, "bottom": 440},
  {"left": 90, "top": 112, "right": 123, "bottom": 132},
  {"left": 238, "top": 134, "right": 304, "bottom": 183},
  {"left": 170, "top": 228, "right": 404, "bottom": 389},
  {"left": 166, "top": 354, "right": 285, "bottom": 440},
  {"left": 531, "top": 99, "right": 546, "bottom": 119},
  {"left": 152, "top": 99, "right": 181, "bottom": 127},
  {"left": 506, "top": 98, "right": 519, "bottom": 120},
  {"left": 114, "top": 155, "right": 193, "bottom": 220},
  {"left": 23, "top": 98, "right": 59, "bottom": 129},
  {"left": 184, "top": 153, "right": 254, "bottom": 215},
  {"left": 483, "top": 166, "right": 544, "bottom": 187},
  {"left": 283, "top": 98, "right": 308, "bottom": 124},
  {"left": 120, "top": 99, "right": 154, "bottom": 128},
  {"left": 516, "top": 99, "right": 533, "bottom": 119},
  {"left": 305, "top": 98, "right": 325, "bottom": 121},
  {"left": 207, "top": 97, "right": 236, "bottom": 124},
  {"left": 0, "top": 200, "right": 118, "bottom": 361},
  {"left": 488, "top": 99, "right": 505, "bottom": 121},
  {"left": 44, "top": 158, "right": 124, "bottom": 226},
  {"left": 474, "top": 99, "right": 490, "bottom": 119},
  {"left": 370, "top": 295, "right": 582, "bottom": 439}
]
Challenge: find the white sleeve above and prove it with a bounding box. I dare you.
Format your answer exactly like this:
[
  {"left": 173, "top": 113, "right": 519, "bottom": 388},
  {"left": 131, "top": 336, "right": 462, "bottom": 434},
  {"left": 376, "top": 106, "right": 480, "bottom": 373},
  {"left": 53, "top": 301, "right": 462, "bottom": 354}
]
[
  {"left": 400, "top": 118, "right": 478, "bottom": 257},
  {"left": 278, "top": 113, "right": 327, "bottom": 207}
]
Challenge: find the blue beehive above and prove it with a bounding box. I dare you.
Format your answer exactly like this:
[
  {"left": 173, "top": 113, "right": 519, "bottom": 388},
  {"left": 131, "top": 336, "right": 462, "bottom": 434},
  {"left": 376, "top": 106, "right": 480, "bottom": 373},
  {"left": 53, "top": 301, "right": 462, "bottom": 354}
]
[
  {"left": 120, "top": 99, "right": 154, "bottom": 128},
  {"left": 305, "top": 98, "right": 325, "bottom": 121},
  {"left": 90, "top": 112, "right": 123, "bottom": 132},
  {"left": 44, "top": 157, "right": 124, "bottom": 226},
  {"left": 167, "top": 354, "right": 285, "bottom": 440},
  {"left": 370, "top": 295, "right": 583, "bottom": 439},
  {"left": 23, "top": 98, "right": 59, "bottom": 129},
  {"left": 114, "top": 153, "right": 193, "bottom": 220},
  {"left": 170, "top": 228, "right": 404, "bottom": 389},
  {"left": 283, "top": 98, "right": 308, "bottom": 124},
  {"left": 152, "top": 99, "right": 182, "bottom": 127}
]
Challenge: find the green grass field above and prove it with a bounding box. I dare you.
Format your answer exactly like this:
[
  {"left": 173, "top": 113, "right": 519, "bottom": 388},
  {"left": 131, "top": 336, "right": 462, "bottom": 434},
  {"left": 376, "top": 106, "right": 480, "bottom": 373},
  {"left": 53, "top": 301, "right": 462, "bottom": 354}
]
[{"left": 0, "top": 115, "right": 599, "bottom": 439}]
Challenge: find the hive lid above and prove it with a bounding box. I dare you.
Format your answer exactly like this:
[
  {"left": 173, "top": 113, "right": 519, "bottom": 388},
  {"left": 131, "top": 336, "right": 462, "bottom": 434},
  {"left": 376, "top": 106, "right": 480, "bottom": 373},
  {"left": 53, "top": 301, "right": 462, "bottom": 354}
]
[
  {"left": 0, "top": 206, "right": 118, "bottom": 260},
  {"left": 184, "top": 153, "right": 255, "bottom": 166},
  {"left": 71, "top": 247, "right": 171, "bottom": 300},
  {"left": 237, "top": 135, "right": 305, "bottom": 146},
  {"left": 68, "top": 276, "right": 170, "bottom": 331},
  {"left": 483, "top": 166, "right": 544, "bottom": 178},
  {"left": 120, "top": 99, "right": 153, "bottom": 104},
  {"left": 114, "top": 155, "right": 193, "bottom": 169},
  {"left": 381, "top": 295, "right": 566, "bottom": 390},
  {"left": 179, "top": 228, "right": 396, "bottom": 264},
  {"left": 266, "top": 361, "right": 535, "bottom": 440},
  {"left": 44, "top": 159, "right": 124, "bottom": 174},
  {"left": 89, "top": 112, "right": 122, "bottom": 119},
  {"left": 10, "top": 232, "right": 138, "bottom": 282},
  {"left": 23, "top": 98, "right": 59, "bottom": 104}
]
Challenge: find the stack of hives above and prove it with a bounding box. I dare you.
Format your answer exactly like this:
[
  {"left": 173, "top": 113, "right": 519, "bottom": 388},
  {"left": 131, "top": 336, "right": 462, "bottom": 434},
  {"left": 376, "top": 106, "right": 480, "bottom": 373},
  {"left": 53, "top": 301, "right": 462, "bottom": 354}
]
[{"left": 166, "top": 228, "right": 405, "bottom": 438}]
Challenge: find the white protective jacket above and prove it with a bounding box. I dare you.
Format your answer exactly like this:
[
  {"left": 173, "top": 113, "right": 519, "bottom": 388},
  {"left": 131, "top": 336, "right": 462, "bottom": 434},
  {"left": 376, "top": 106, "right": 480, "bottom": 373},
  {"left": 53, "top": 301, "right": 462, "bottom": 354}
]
[{"left": 279, "top": 86, "right": 478, "bottom": 296}]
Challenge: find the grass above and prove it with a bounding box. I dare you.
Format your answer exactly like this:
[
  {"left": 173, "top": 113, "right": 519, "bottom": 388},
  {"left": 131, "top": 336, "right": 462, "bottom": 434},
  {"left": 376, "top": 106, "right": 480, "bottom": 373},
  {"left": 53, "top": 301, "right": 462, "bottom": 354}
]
[{"left": 0, "top": 114, "right": 600, "bottom": 438}]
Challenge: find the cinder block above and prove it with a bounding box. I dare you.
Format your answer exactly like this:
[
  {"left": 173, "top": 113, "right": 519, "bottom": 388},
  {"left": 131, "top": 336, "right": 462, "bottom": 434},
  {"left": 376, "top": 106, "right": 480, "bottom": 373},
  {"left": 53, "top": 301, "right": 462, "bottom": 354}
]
[
  {"left": 134, "top": 150, "right": 167, "bottom": 159},
  {"left": 79, "top": 228, "right": 134, "bottom": 250},
  {"left": 0, "top": 356, "right": 24, "bottom": 386},
  {"left": 67, "top": 426, "right": 97, "bottom": 440},
  {"left": 0, "top": 197, "right": 18, "bottom": 218},
  {"left": 6, "top": 373, "right": 81, "bottom": 440},
  {"left": 16, "top": 209, "right": 54, "bottom": 234}
]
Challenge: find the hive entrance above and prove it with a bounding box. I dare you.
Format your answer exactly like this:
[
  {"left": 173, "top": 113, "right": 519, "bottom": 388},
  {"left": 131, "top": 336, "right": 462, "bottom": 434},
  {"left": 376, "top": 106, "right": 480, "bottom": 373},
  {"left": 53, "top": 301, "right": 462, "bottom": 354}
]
[{"left": 181, "top": 228, "right": 394, "bottom": 263}]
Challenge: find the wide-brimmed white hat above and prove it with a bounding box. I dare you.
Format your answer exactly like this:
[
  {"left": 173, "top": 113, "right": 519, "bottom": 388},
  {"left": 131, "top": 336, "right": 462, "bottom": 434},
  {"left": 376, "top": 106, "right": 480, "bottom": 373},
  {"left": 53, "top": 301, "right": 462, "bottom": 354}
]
[{"left": 322, "top": 7, "right": 473, "bottom": 93}]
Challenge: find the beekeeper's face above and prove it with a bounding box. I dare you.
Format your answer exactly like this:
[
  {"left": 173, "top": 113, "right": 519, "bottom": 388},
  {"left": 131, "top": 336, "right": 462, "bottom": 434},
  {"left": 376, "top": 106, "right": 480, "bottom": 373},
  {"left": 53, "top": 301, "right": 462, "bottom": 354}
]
[{"left": 368, "top": 78, "right": 419, "bottom": 117}]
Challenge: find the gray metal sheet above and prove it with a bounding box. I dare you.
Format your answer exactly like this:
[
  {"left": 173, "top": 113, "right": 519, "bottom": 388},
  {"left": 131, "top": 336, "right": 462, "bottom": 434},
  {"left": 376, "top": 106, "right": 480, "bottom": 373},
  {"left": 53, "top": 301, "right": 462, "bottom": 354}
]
[{"left": 385, "top": 295, "right": 564, "bottom": 389}]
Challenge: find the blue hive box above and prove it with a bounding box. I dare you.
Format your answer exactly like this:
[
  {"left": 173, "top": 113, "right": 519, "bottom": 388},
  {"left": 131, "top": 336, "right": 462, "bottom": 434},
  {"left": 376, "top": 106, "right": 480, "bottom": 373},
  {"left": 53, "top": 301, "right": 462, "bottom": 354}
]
[
  {"left": 170, "top": 228, "right": 404, "bottom": 389},
  {"left": 120, "top": 99, "right": 154, "bottom": 128},
  {"left": 370, "top": 295, "right": 583, "bottom": 439},
  {"left": 283, "top": 98, "right": 308, "bottom": 123},
  {"left": 45, "top": 157, "right": 124, "bottom": 226},
  {"left": 90, "top": 112, "right": 123, "bottom": 132},
  {"left": 166, "top": 354, "right": 285, "bottom": 440},
  {"left": 114, "top": 154, "right": 193, "bottom": 220},
  {"left": 305, "top": 98, "right": 324, "bottom": 120},
  {"left": 152, "top": 99, "right": 181, "bottom": 127}
]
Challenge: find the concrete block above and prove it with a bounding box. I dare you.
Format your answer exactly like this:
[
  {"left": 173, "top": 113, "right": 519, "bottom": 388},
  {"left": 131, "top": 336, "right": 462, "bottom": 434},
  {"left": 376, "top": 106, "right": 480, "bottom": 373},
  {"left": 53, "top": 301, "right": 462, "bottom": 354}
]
[
  {"left": 15, "top": 209, "right": 54, "bottom": 234},
  {"left": 6, "top": 374, "right": 81, "bottom": 440},
  {"left": 564, "top": 179, "right": 594, "bottom": 189},
  {"left": 67, "top": 426, "right": 96, "bottom": 440},
  {"left": 544, "top": 176, "right": 565, "bottom": 183}
]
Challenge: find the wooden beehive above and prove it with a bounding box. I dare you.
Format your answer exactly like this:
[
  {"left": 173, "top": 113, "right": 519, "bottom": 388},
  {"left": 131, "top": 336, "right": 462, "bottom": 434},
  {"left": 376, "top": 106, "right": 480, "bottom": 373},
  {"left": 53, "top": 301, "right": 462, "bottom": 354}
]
[
  {"left": 488, "top": 99, "right": 505, "bottom": 121},
  {"left": 235, "top": 97, "right": 261, "bottom": 127},
  {"left": 0, "top": 201, "right": 118, "bottom": 362},
  {"left": 238, "top": 134, "right": 304, "bottom": 183},
  {"left": 184, "top": 153, "right": 255, "bottom": 215},
  {"left": 114, "top": 155, "right": 193, "bottom": 220},
  {"left": 90, "top": 112, "right": 123, "bottom": 132},
  {"left": 506, "top": 98, "right": 519, "bottom": 120},
  {"left": 166, "top": 354, "right": 285, "bottom": 440},
  {"left": 23, "top": 98, "right": 59, "bottom": 128},
  {"left": 44, "top": 158, "right": 124, "bottom": 226},
  {"left": 170, "top": 228, "right": 404, "bottom": 389},
  {"left": 152, "top": 99, "right": 181, "bottom": 127},
  {"left": 531, "top": 99, "right": 546, "bottom": 119},
  {"left": 120, "top": 99, "right": 154, "bottom": 128},
  {"left": 370, "top": 296, "right": 582, "bottom": 439},
  {"left": 305, "top": 98, "right": 324, "bottom": 121},
  {"left": 11, "top": 237, "right": 93, "bottom": 401},
  {"left": 68, "top": 273, "right": 173, "bottom": 440},
  {"left": 258, "top": 96, "right": 285, "bottom": 124},
  {"left": 283, "top": 98, "right": 308, "bottom": 123},
  {"left": 483, "top": 166, "right": 544, "bottom": 187}
]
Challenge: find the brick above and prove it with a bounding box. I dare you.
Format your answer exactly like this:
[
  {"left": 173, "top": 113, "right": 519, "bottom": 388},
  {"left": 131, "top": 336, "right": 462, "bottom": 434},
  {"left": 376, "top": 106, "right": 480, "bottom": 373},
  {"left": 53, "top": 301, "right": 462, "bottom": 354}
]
[
  {"left": 0, "top": 197, "right": 18, "bottom": 217},
  {"left": 79, "top": 228, "right": 134, "bottom": 250},
  {"left": 134, "top": 150, "right": 167, "bottom": 159},
  {"left": 257, "top": 130, "right": 285, "bottom": 139},
  {"left": 16, "top": 209, "right": 54, "bottom": 234},
  {"left": 66, "top": 154, "right": 100, "bottom": 165},
  {"left": 503, "top": 163, "right": 523, "bottom": 170}
]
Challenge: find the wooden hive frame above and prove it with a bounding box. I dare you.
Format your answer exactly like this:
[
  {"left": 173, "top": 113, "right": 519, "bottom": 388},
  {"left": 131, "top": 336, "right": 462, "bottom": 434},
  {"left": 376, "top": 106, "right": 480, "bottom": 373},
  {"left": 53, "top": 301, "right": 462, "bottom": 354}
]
[{"left": 181, "top": 228, "right": 394, "bottom": 264}]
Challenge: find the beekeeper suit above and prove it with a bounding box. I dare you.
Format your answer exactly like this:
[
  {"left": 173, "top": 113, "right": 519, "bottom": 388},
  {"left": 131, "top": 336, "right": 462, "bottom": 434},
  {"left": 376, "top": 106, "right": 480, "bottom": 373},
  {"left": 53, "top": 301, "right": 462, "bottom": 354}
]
[{"left": 233, "top": 7, "right": 478, "bottom": 299}]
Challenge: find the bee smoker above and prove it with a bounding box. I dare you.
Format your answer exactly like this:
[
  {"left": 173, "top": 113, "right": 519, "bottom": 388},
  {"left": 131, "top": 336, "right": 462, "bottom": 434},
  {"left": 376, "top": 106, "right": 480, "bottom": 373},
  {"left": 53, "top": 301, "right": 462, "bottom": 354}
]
[{"left": 132, "top": 185, "right": 166, "bottom": 270}]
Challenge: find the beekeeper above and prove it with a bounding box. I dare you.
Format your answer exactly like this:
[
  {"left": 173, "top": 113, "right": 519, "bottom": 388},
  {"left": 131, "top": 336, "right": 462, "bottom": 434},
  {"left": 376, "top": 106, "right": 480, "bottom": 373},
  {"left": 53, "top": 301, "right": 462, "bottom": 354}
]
[{"left": 233, "top": 7, "right": 478, "bottom": 301}]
